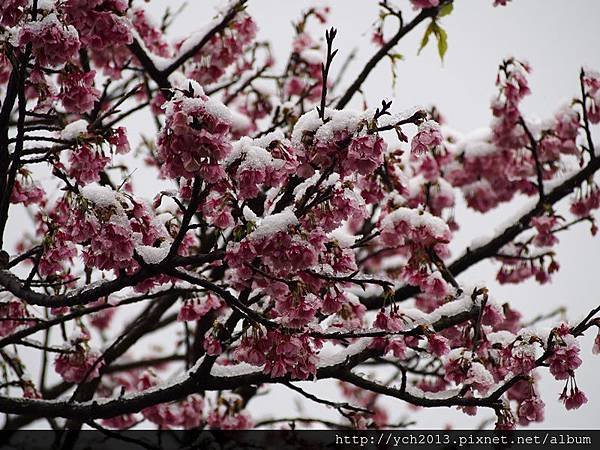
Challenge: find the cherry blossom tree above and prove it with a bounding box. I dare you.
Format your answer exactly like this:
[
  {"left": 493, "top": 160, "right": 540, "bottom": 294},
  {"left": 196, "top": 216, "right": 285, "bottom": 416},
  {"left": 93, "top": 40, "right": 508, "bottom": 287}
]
[{"left": 0, "top": 0, "right": 599, "bottom": 432}]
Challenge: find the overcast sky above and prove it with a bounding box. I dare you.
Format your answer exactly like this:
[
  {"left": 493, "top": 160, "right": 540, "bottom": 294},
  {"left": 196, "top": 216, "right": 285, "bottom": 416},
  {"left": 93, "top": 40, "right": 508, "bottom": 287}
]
[{"left": 6, "top": 0, "right": 600, "bottom": 429}]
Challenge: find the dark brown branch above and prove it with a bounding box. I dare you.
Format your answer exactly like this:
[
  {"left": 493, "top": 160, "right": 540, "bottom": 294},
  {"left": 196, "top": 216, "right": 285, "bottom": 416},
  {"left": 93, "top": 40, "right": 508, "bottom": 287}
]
[
  {"left": 519, "top": 116, "right": 545, "bottom": 200},
  {"left": 0, "top": 251, "right": 223, "bottom": 309},
  {"left": 580, "top": 68, "right": 597, "bottom": 158}
]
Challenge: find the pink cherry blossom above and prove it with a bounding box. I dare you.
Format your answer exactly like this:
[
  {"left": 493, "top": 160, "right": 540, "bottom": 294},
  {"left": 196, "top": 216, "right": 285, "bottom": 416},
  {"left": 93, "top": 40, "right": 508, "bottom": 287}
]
[
  {"left": 0, "top": 0, "right": 28, "bottom": 27},
  {"left": 59, "top": 70, "right": 100, "bottom": 114},
  {"left": 593, "top": 330, "right": 600, "bottom": 355},
  {"left": 562, "top": 388, "right": 588, "bottom": 410},
  {"left": 10, "top": 179, "right": 45, "bottom": 206},
  {"left": 62, "top": 0, "right": 132, "bottom": 50},
  {"left": 427, "top": 334, "right": 450, "bottom": 357},
  {"left": 0, "top": 299, "right": 32, "bottom": 337},
  {"left": 177, "top": 294, "right": 222, "bottom": 322},
  {"left": 157, "top": 92, "right": 233, "bottom": 181},
  {"left": 68, "top": 145, "right": 110, "bottom": 185},
  {"left": 19, "top": 14, "right": 81, "bottom": 68},
  {"left": 54, "top": 347, "right": 103, "bottom": 383},
  {"left": 411, "top": 120, "right": 443, "bottom": 156},
  {"left": 108, "top": 127, "right": 130, "bottom": 154},
  {"left": 517, "top": 396, "right": 545, "bottom": 425},
  {"left": 548, "top": 341, "right": 582, "bottom": 380},
  {"left": 184, "top": 13, "right": 257, "bottom": 85},
  {"left": 410, "top": 0, "right": 440, "bottom": 9}
]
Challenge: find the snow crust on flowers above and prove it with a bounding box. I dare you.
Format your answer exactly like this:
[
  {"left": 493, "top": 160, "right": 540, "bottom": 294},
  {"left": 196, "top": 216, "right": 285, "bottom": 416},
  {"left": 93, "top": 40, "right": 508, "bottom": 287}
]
[
  {"left": 380, "top": 207, "right": 450, "bottom": 241},
  {"left": 204, "top": 96, "right": 235, "bottom": 123},
  {"left": 242, "top": 205, "right": 258, "bottom": 222},
  {"left": 328, "top": 227, "right": 358, "bottom": 248},
  {"left": 407, "top": 289, "right": 481, "bottom": 327},
  {"left": 209, "top": 361, "right": 262, "bottom": 377},
  {"left": 80, "top": 184, "right": 118, "bottom": 208},
  {"left": 465, "top": 362, "right": 495, "bottom": 394},
  {"left": 317, "top": 338, "right": 372, "bottom": 368},
  {"left": 136, "top": 243, "right": 170, "bottom": 265},
  {"left": 226, "top": 137, "right": 283, "bottom": 170},
  {"left": 248, "top": 208, "right": 298, "bottom": 241},
  {"left": 37, "top": 0, "right": 56, "bottom": 11},
  {"left": 487, "top": 330, "right": 517, "bottom": 346},
  {"left": 61, "top": 119, "right": 89, "bottom": 140},
  {"left": 405, "top": 384, "right": 461, "bottom": 400},
  {"left": 18, "top": 13, "right": 80, "bottom": 68},
  {"left": 253, "top": 130, "right": 286, "bottom": 148},
  {"left": 293, "top": 171, "right": 340, "bottom": 200},
  {"left": 292, "top": 108, "right": 366, "bottom": 144},
  {"left": 299, "top": 48, "right": 323, "bottom": 65}
]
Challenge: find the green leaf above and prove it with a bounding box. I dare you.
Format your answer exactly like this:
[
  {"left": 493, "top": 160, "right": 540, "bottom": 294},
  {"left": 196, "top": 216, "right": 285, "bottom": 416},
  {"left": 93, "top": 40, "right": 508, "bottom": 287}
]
[
  {"left": 418, "top": 21, "right": 435, "bottom": 55},
  {"left": 418, "top": 20, "right": 449, "bottom": 62},
  {"left": 438, "top": 3, "right": 454, "bottom": 17},
  {"left": 435, "top": 25, "right": 448, "bottom": 61}
]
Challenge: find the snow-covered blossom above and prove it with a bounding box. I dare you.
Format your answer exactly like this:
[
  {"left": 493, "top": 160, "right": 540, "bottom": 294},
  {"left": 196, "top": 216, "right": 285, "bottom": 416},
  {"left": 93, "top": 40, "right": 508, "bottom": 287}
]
[
  {"left": 19, "top": 14, "right": 81, "bottom": 68},
  {"left": 0, "top": 0, "right": 597, "bottom": 432},
  {"left": 380, "top": 207, "right": 451, "bottom": 249},
  {"left": 411, "top": 120, "right": 443, "bottom": 156},
  {"left": 157, "top": 89, "right": 233, "bottom": 182}
]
